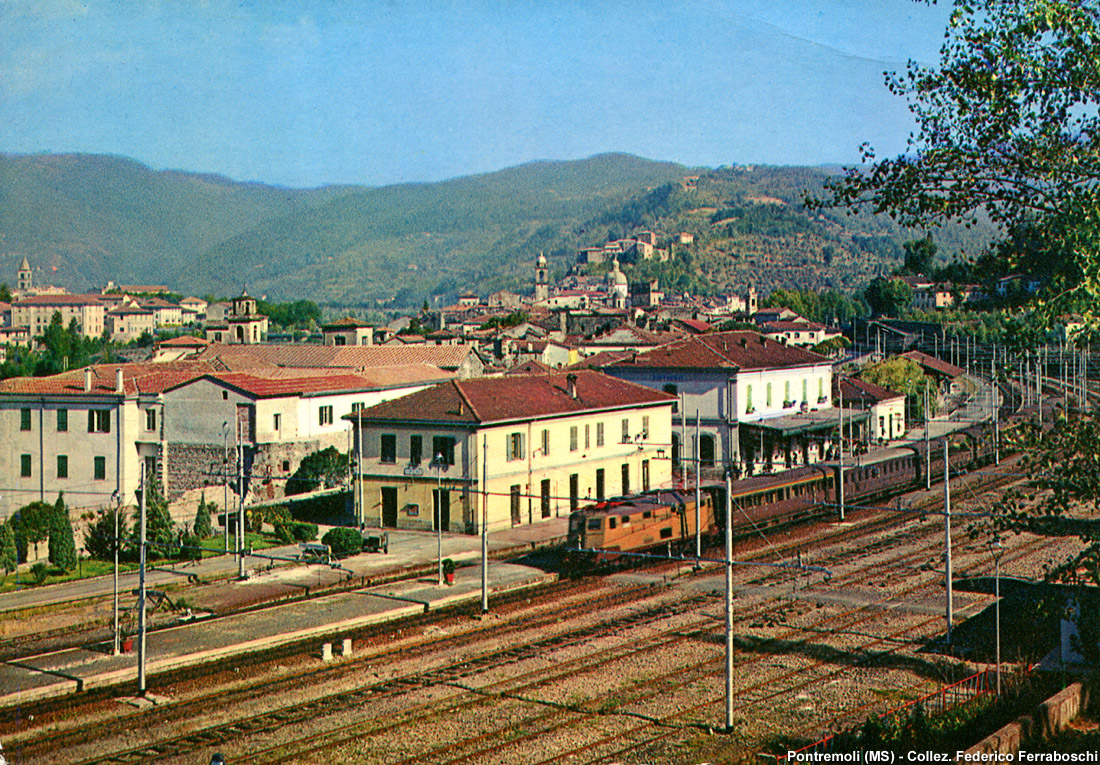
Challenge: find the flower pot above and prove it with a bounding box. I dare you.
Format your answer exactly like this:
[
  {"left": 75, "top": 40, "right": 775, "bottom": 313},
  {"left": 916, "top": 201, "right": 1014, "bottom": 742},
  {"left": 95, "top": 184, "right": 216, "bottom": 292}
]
[{"left": 122, "top": 638, "right": 134, "bottom": 654}]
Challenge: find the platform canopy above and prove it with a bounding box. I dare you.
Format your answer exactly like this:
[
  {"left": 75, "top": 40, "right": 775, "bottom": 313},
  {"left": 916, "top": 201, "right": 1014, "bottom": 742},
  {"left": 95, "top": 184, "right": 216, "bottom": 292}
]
[{"left": 741, "top": 408, "right": 869, "bottom": 437}]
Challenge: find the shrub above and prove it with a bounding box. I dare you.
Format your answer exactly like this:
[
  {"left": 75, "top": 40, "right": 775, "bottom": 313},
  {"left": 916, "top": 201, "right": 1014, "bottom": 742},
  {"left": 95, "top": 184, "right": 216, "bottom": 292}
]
[
  {"left": 290, "top": 522, "right": 318, "bottom": 542},
  {"left": 320, "top": 527, "right": 364, "bottom": 559},
  {"left": 30, "top": 561, "right": 50, "bottom": 585}
]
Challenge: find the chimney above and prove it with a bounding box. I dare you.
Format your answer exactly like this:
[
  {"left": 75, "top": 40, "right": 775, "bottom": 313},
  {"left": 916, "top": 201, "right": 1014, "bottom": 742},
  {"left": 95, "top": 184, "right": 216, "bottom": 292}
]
[
  {"left": 84, "top": 367, "right": 93, "bottom": 392},
  {"left": 115, "top": 367, "right": 124, "bottom": 394},
  {"left": 566, "top": 373, "right": 578, "bottom": 399}
]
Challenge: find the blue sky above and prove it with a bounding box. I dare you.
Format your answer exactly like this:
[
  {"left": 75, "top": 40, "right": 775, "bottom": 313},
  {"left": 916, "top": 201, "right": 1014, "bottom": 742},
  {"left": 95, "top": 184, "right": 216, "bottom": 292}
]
[{"left": 1, "top": 0, "right": 953, "bottom": 189}]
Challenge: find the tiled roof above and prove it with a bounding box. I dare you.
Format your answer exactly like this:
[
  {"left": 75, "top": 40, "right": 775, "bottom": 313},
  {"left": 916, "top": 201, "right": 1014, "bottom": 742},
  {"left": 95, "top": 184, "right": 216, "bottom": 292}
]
[
  {"left": 13, "top": 295, "right": 105, "bottom": 307},
  {"left": 348, "top": 370, "right": 673, "bottom": 425},
  {"left": 322, "top": 317, "right": 372, "bottom": 329},
  {"left": 193, "top": 364, "right": 452, "bottom": 398},
  {"left": 838, "top": 376, "right": 903, "bottom": 404},
  {"left": 763, "top": 321, "right": 827, "bottom": 332},
  {"left": 193, "top": 343, "right": 474, "bottom": 371},
  {"left": 900, "top": 350, "right": 967, "bottom": 379},
  {"left": 505, "top": 359, "right": 551, "bottom": 375},
  {"left": 0, "top": 361, "right": 215, "bottom": 396},
  {"left": 159, "top": 335, "right": 209, "bottom": 347},
  {"left": 605, "top": 331, "right": 827, "bottom": 371}
]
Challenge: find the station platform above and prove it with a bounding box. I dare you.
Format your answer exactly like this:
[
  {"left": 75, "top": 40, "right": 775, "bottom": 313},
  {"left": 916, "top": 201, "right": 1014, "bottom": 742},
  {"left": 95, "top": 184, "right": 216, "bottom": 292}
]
[{"left": 0, "top": 560, "right": 557, "bottom": 709}]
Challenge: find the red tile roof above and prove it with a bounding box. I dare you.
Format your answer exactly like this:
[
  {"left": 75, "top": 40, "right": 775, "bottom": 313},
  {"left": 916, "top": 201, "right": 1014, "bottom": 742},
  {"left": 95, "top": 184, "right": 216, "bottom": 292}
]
[
  {"left": 0, "top": 361, "right": 215, "bottom": 396},
  {"left": 348, "top": 370, "right": 672, "bottom": 425},
  {"left": 13, "top": 294, "right": 105, "bottom": 306},
  {"left": 193, "top": 343, "right": 475, "bottom": 371},
  {"left": 194, "top": 364, "right": 451, "bottom": 398},
  {"left": 159, "top": 335, "right": 209, "bottom": 347},
  {"left": 900, "top": 350, "right": 967, "bottom": 379},
  {"left": 838, "top": 376, "right": 903, "bottom": 404},
  {"left": 605, "top": 331, "right": 827, "bottom": 371}
]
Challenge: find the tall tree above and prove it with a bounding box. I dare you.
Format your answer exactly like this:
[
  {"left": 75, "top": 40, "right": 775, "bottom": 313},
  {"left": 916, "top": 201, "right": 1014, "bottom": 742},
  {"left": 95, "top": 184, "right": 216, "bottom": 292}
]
[
  {"left": 10, "top": 501, "right": 52, "bottom": 563},
  {"left": 48, "top": 492, "right": 78, "bottom": 571},
  {"left": 135, "top": 481, "right": 176, "bottom": 559},
  {"left": 85, "top": 506, "right": 128, "bottom": 562},
  {"left": 901, "top": 235, "right": 937, "bottom": 277},
  {"left": 813, "top": 0, "right": 1100, "bottom": 324},
  {"left": 863, "top": 277, "right": 913, "bottom": 317},
  {"left": 193, "top": 493, "right": 213, "bottom": 538},
  {"left": 0, "top": 522, "right": 16, "bottom": 580}
]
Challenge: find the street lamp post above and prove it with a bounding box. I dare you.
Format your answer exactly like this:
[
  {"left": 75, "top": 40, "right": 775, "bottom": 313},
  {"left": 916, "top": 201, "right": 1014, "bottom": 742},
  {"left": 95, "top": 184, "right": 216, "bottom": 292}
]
[
  {"left": 989, "top": 537, "right": 1004, "bottom": 695},
  {"left": 112, "top": 490, "right": 120, "bottom": 656},
  {"left": 432, "top": 452, "right": 445, "bottom": 586}
]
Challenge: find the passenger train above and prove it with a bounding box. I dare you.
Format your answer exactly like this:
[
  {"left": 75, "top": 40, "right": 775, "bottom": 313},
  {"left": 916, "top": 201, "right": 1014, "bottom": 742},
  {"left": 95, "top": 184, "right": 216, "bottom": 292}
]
[{"left": 567, "top": 422, "right": 1003, "bottom": 559}]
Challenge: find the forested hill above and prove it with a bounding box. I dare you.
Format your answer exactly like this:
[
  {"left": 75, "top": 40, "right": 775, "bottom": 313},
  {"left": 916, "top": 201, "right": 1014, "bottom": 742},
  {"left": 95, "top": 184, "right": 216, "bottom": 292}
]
[{"left": 0, "top": 153, "right": 997, "bottom": 310}]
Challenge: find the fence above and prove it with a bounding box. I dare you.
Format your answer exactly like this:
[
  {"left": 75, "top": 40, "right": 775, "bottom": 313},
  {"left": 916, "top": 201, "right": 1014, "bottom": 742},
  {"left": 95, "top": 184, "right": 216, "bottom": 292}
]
[{"left": 775, "top": 667, "right": 1008, "bottom": 763}]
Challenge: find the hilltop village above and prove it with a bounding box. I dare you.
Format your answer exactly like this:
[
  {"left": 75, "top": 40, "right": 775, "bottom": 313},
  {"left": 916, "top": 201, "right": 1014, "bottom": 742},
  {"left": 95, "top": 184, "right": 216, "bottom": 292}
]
[{"left": 0, "top": 245, "right": 974, "bottom": 536}]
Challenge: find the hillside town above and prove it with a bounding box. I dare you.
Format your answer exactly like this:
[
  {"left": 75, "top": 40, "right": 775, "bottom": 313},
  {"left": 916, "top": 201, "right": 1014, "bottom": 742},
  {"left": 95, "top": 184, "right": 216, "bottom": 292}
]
[{"left": 0, "top": 250, "right": 977, "bottom": 534}]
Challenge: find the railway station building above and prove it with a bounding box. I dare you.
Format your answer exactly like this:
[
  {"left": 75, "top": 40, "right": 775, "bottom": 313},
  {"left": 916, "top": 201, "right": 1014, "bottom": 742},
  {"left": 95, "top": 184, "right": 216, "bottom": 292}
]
[
  {"left": 347, "top": 370, "right": 675, "bottom": 533},
  {"left": 0, "top": 361, "right": 450, "bottom": 522},
  {"left": 601, "top": 330, "right": 839, "bottom": 478}
]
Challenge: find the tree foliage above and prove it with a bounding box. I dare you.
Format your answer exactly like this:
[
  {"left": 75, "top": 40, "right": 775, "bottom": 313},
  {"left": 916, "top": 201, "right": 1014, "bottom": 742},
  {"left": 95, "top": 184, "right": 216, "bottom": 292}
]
[
  {"left": 0, "top": 523, "right": 17, "bottom": 578},
  {"left": 813, "top": 0, "right": 1100, "bottom": 324},
  {"left": 901, "top": 235, "right": 937, "bottom": 276},
  {"left": 321, "top": 527, "right": 364, "bottom": 559},
  {"left": 286, "top": 447, "right": 347, "bottom": 496},
  {"left": 48, "top": 493, "right": 78, "bottom": 571},
  {"left": 761, "top": 288, "right": 867, "bottom": 324},
  {"left": 193, "top": 494, "right": 213, "bottom": 538},
  {"left": 134, "top": 481, "right": 176, "bottom": 559},
  {"left": 10, "top": 501, "right": 53, "bottom": 563},
  {"left": 863, "top": 277, "right": 913, "bottom": 317},
  {"left": 859, "top": 357, "right": 937, "bottom": 421},
  {"left": 85, "top": 506, "right": 129, "bottom": 562}
]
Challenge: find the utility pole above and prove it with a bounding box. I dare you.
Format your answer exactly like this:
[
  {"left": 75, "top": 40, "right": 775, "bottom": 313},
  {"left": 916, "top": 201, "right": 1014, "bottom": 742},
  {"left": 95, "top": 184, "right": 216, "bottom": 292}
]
[
  {"left": 112, "top": 492, "right": 120, "bottom": 656},
  {"left": 680, "top": 394, "right": 687, "bottom": 486},
  {"left": 992, "top": 356, "right": 1000, "bottom": 465},
  {"left": 944, "top": 440, "right": 954, "bottom": 646},
  {"left": 237, "top": 432, "right": 245, "bottom": 579},
  {"left": 925, "top": 383, "right": 931, "bottom": 490},
  {"left": 481, "top": 435, "right": 489, "bottom": 613},
  {"left": 724, "top": 471, "right": 734, "bottom": 732},
  {"left": 838, "top": 386, "right": 845, "bottom": 522},
  {"left": 223, "top": 423, "right": 229, "bottom": 553},
  {"left": 695, "top": 409, "right": 702, "bottom": 564},
  {"left": 138, "top": 462, "right": 148, "bottom": 695}
]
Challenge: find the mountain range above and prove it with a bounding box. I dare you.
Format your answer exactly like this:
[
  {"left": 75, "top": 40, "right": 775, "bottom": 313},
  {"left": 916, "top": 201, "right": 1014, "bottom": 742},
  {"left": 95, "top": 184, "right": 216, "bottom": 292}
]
[{"left": 0, "top": 152, "right": 998, "bottom": 311}]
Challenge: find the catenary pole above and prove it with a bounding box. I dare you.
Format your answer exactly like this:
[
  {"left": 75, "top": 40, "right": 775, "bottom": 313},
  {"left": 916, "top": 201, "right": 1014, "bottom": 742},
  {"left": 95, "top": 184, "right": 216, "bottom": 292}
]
[
  {"left": 481, "top": 435, "right": 489, "bottom": 613},
  {"left": 695, "top": 409, "right": 702, "bottom": 563},
  {"left": 838, "top": 386, "right": 845, "bottom": 521},
  {"left": 724, "top": 471, "right": 734, "bottom": 732},
  {"left": 137, "top": 462, "right": 148, "bottom": 695},
  {"left": 944, "top": 440, "right": 953, "bottom": 645}
]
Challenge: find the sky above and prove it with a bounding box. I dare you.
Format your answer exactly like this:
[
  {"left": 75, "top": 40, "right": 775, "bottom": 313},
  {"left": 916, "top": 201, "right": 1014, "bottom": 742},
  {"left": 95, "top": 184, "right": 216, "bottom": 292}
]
[{"left": 1, "top": 0, "right": 955, "bottom": 189}]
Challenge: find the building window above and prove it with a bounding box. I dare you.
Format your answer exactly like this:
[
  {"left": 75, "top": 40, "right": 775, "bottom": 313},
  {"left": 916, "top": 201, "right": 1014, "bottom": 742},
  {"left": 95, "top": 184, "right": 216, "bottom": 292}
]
[
  {"left": 642, "top": 460, "right": 650, "bottom": 492},
  {"left": 222, "top": 390, "right": 228, "bottom": 400},
  {"left": 642, "top": 415, "right": 649, "bottom": 440},
  {"left": 663, "top": 384, "right": 679, "bottom": 413},
  {"left": 507, "top": 432, "right": 525, "bottom": 461},
  {"left": 351, "top": 401, "right": 364, "bottom": 412},
  {"left": 380, "top": 434, "right": 397, "bottom": 463},
  {"left": 621, "top": 418, "right": 630, "bottom": 443},
  {"left": 700, "top": 435, "right": 716, "bottom": 467},
  {"left": 570, "top": 426, "right": 578, "bottom": 452},
  {"left": 672, "top": 433, "right": 681, "bottom": 468},
  {"left": 409, "top": 435, "right": 423, "bottom": 465},
  {"left": 282, "top": 460, "right": 290, "bottom": 472},
  {"left": 569, "top": 473, "right": 579, "bottom": 512},
  {"left": 319, "top": 405, "right": 334, "bottom": 426},
  {"left": 273, "top": 413, "right": 281, "bottom": 431},
  {"left": 20, "top": 454, "right": 31, "bottom": 478},
  {"left": 746, "top": 384, "right": 753, "bottom": 413},
  {"left": 57, "top": 409, "right": 68, "bottom": 432},
  {"left": 432, "top": 436, "right": 456, "bottom": 465},
  {"left": 145, "top": 408, "right": 157, "bottom": 432},
  {"left": 596, "top": 422, "right": 604, "bottom": 447},
  {"left": 88, "top": 409, "right": 111, "bottom": 433},
  {"left": 585, "top": 424, "right": 590, "bottom": 449},
  {"left": 766, "top": 382, "right": 772, "bottom": 407},
  {"left": 621, "top": 464, "right": 630, "bottom": 495},
  {"left": 20, "top": 408, "right": 31, "bottom": 431},
  {"left": 94, "top": 456, "right": 106, "bottom": 481},
  {"left": 57, "top": 455, "right": 68, "bottom": 479},
  {"left": 595, "top": 468, "right": 605, "bottom": 500},
  {"left": 541, "top": 428, "right": 550, "bottom": 457}
]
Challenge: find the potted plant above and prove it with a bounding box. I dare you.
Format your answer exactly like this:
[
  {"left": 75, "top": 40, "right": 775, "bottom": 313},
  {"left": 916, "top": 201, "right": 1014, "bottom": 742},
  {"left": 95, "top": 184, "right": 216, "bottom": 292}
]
[
  {"left": 121, "top": 629, "right": 134, "bottom": 654},
  {"left": 442, "top": 558, "right": 456, "bottom": 585}
]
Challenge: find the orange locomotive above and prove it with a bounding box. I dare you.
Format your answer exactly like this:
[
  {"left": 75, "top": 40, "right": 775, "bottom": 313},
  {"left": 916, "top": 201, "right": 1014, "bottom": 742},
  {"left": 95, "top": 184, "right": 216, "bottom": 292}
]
[{"left": 567, "top": 489, "right": 715, "bottom": 561}]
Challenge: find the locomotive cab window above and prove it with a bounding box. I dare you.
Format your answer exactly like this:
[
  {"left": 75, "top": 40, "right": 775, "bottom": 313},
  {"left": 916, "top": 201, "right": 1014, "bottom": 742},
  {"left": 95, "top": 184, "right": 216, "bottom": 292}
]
[
  {"left": 621, "top": 515, "right": 630, "bottom": 525},
  {"left": 608, "top": 517, "right": 617, "bottom": 529},
  {"left": 587, "top": 518, "right": 602, "bottom": 530},
  {"left": 659, "top": 527, "right": 673, "bottom": 539},
  {"left": 643, "top": 510, "right": 652, "bottom": 519}
]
